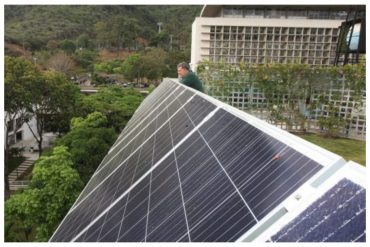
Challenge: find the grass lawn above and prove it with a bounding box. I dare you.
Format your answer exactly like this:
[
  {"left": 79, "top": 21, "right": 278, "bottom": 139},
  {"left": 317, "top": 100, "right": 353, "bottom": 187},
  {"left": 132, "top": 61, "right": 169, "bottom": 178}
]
[{"left": 293, "top": 133, "right": 366, "bottom": 166}]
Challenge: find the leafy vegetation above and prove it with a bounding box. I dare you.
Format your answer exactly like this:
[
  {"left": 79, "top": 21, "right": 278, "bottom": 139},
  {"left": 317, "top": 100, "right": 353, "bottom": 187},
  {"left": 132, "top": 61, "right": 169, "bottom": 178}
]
[
  {"left": 4, "top": 57, "right": 30, "bottom": 196},
  {"left": 5, "top": 5, "right": 202, "bottom": 52},
  {"left": 55, "top": 112, "right": 117, "bottom": 183},
  {"left": 198, "top": 60, "right": 366, "bottom": 138},
  {"left": 5, "top": 56, "right": 82, "bottom": 157},
  {"left": 5, "top": 146, "right": 84, "bottom": 241},
  {"left": 8, "top": 155, "right": 26, "bottom": 174},
  {"left": 80, "top": 86, "right": 144, "bottom": 133},
  {"left": 5, "top": 5, "right": 201, "bottom": 86}
]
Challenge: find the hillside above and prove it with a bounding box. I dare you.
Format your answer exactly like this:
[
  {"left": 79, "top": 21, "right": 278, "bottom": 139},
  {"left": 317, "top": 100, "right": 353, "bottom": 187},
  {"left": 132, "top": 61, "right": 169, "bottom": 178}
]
[{"left": 4, "top": 5, "right": 202, "bottom": 52}]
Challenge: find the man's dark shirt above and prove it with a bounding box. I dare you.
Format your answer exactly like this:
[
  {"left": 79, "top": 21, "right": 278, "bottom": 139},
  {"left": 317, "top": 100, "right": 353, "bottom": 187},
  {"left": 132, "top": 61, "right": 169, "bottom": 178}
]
[{"left": 179, "top": 71, "right": 204, "bottom": 92}]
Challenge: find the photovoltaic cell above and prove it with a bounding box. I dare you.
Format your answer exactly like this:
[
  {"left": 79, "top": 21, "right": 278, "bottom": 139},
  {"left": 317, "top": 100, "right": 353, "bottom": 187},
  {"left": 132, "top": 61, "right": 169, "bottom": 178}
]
[
  {"left": 71, "top": 88, "right": 192, "bottom": 207},
  {"left": 97, "top": 85, "right": 185, "bottom": 173},
  {"left": 174, "top": 131, "right": 257, "bottom": 241},
  {"left": 198, "top": 109, "right": 323, "bottom": 220},
  {"left": 270, "top": 178, "right": 366, "bottom": 242},
  {"left": 50, "top": 79, "right": 349, "bottom": 242}
]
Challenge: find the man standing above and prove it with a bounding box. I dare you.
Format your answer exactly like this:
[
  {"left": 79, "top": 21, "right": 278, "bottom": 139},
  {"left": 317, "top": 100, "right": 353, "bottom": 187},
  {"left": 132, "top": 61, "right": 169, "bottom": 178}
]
[{"left": 177, "top": 62, "right": 204, "bottom": 92}]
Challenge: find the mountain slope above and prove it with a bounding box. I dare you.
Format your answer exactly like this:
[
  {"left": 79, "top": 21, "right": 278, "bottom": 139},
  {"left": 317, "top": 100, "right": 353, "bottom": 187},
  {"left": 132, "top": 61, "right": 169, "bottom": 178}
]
[{"left": 5, "top": 5, "right": 202, "bottom": 51}]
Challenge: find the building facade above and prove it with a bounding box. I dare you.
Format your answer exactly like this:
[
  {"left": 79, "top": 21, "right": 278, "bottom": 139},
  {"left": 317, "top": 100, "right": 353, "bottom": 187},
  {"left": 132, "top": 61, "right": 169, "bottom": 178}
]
[
  {"left": 191, "top": 5, "right": 365, "bottom": 140},
  {"left": 5, "top": 112, "right": 56, "bottom": 152},
  {"left": 191, "top": 5, "right": 352, "bottom": 68}
]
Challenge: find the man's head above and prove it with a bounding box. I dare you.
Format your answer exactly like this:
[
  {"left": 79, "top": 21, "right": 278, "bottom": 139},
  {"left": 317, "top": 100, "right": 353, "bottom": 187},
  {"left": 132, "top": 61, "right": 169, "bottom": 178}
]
[{"left": 177, "top": 62, "right": 190, "bottom": 78}]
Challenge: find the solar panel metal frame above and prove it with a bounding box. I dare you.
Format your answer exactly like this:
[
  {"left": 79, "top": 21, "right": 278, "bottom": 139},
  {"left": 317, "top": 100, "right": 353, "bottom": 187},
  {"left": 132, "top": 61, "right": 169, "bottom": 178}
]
[{"left": 50, "top": 78, "right": 349, "bottom": 242}]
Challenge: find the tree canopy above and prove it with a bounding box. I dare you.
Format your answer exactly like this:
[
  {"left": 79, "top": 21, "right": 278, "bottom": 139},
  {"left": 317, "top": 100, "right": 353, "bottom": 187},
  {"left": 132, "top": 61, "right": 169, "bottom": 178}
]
[
  {"left": 5, "top": 146, "right": 83, "bottom": 241},
  {"left": 5, "top": 5, "right": 202, "bottom": 52},
  {"left": 25, "top": 69, "right": 81, "bottom": 154},
  {"left": 80, "top": 86, "right": 144, "bottom": 133},
  {"left": 55, "top": 112, "right": 117, "bottom": 183}
]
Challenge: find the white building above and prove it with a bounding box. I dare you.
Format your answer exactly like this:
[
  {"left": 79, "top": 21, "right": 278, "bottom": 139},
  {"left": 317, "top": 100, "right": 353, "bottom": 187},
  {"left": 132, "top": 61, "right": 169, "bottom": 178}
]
[
  {"left": 191, "top": 5, "right": 352, "bottom": 69},
  {"left": 5, "top": 112, "right": 56, "bottom": 152}
]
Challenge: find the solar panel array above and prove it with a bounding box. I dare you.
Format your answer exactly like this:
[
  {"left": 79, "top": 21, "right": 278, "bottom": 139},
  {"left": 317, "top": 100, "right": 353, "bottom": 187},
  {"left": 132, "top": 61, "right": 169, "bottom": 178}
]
[
  {"left": 50, "top": 79, "right": 355, "bottom": 242},
  {"left": 270, "top": 178, "right": 366, "bottom": 242},
  {"left": 257, "top": 160, "right": 367, "bottom": 243}
]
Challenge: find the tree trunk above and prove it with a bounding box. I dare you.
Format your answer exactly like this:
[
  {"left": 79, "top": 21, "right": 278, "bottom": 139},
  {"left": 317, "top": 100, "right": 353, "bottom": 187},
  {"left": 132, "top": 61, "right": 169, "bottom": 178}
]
[
  {"left": 4, "top": 150, "right": 10, "bottom": 200},
  {"left": 38, "top": 135, "right": 43, "bottom": 156},
  {"left": 4, "top": 130, "right": 10, "bottom": 200}
]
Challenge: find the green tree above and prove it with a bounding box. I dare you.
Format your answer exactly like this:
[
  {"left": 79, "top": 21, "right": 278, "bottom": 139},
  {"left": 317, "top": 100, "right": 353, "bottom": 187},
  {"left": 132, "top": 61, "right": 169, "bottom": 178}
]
[
  {"left": 122, "top": 53, "right": 142, "bottom": 83},
  {"left": 73, "top": 49, "right": 98, "bottom": 72},
  {"left": 59, "top": 39, "right": 76, "bottom": 55},
  {"left": 81, "top": 86, "right": 144, "bottom": 132},
  {"left": 25, "top": 70, "right": 81, "bottom": 155},
  {"left": 4, "top": 56, "right": 40, "bottom": 199},
  {"left": 55, "top": 112, "right": 117, "bottom": 183},
  {"left": 5, "top": 146, "right": 83, "bottom": 241},
  {"left": 141, "top": 48, "right": 167, "bottom": 81},
  {"left": 121, "top": 17, "right": 140, "bottom": 51},
  {"left": 149, "top": 31, "right": 170, "bottom": 49},
  {"left": 110, "top": 16, "right": 127, "bottom": 49},
  {"left": 94, "top": 21, "right": 110, "bottom": 49},
  {"left": 76, "top": 33, "right": 91, "bottom": 49},
  {"left": 94, "top": 60, "right": 123, "bottom": 74}
]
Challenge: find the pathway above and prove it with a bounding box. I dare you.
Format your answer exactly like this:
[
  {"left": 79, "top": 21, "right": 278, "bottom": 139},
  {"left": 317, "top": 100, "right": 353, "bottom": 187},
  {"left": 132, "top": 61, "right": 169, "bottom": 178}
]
[{"left": 8, "top": 151, "right": 39, "bottom": 191}]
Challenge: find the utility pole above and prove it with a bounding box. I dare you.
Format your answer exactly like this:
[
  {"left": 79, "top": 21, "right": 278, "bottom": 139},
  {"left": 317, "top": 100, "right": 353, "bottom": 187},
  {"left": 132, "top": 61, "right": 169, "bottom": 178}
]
[
  {"left": 157, "top": 22, "right": 162, "bottom": 33},
  {"left": 170, "top": 34, "right": 173, "bottom": 51}
]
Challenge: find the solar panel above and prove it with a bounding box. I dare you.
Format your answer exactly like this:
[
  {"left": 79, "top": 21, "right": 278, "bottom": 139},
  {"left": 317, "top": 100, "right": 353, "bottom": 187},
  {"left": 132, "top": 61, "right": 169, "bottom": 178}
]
[
  {"left": 250, "top": 161, "right": 366, "bottom": 242},
  {"left": 50, "top": 78, "right": 349, "bottom": 242},
  {"left": 271, "top": 178, "right": 365, "bottom": 242}
]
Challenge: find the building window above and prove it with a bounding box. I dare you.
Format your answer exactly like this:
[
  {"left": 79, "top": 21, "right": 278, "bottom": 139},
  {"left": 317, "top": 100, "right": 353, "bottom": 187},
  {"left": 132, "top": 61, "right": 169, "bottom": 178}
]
[
  {"left": 346, "top": 23, "right": 361, "bottom": 51},
  {"left": 223, "top": 8, "right": 243, "bottom": 18},
  {"left": 265, "top": 9, "right": 285, "bottom": 19},
  {"left": 16, "top": 131, "right": 23, "bottom": 142},
  {"left": 287, "top": 9, "right": 307, "bottom": 18},
  {"left": 7, "top": 120, "right": 14, "bottom": 132}
]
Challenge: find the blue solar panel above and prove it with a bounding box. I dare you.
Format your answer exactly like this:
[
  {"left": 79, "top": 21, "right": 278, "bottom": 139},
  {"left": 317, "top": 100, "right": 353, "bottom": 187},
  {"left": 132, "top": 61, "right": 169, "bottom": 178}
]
[
  {"left": 270, "top": 178, "right": 366, "bottom": 242},
  {"left": 50, "top": 79, "right": 346, "bottom": 242}
]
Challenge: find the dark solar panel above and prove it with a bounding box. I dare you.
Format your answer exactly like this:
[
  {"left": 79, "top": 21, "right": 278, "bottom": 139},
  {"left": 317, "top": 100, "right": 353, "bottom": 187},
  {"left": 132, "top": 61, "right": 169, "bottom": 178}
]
[
  {"left": 50, "top": 79, "right": 345, "bottom": 242},
  {"left": 198, "top": 109, "right": 323, "bottom": 220},
  {"left": 270, "top": 178, "right": 366, "bottom": 242}
]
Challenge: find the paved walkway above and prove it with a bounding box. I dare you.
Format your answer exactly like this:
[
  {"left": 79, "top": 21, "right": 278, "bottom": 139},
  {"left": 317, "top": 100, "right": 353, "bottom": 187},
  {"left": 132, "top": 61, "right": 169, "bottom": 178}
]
[{"left": 8, "top": 151, "right": 39, "bottom": 191}]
